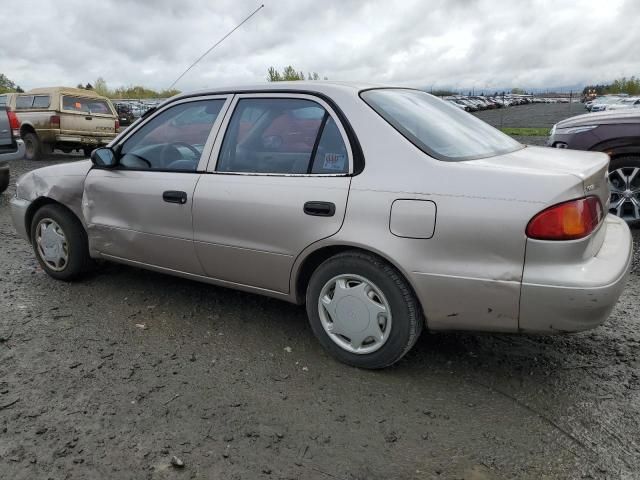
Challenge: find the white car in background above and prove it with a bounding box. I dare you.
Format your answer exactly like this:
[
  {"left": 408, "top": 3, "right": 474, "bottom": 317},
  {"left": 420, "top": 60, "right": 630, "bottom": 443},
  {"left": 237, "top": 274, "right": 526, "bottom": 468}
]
[{"left": 605, "top": 98, "right": 640, "bottom": 111}]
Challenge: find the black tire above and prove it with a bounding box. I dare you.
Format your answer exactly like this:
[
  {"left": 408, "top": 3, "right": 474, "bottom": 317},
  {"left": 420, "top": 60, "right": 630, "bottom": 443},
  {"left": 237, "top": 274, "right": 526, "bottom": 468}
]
[
  {"left": 83, "top": 147, "right": 94, "bottom": 158},
  {"left": 306, "top": 250, "right": 424, "bottom": 369},
  {"left": 608, "top": 155, "right": 640, "bottom": 224},
  {"left": 23, "top": 132, "right": 42, "bottom": 161},
  {"left": 30, "top": 204, "right": 93, "bottom": 281},
  {"left": 0, "top": 169, "right": 9, "bottom": 194}
]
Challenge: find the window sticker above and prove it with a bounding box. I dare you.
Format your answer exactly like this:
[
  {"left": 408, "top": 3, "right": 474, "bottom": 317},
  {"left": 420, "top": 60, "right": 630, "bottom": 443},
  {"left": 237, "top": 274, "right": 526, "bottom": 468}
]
[{"left": 323, "top": 153, "right": 346, "bottom": 171}]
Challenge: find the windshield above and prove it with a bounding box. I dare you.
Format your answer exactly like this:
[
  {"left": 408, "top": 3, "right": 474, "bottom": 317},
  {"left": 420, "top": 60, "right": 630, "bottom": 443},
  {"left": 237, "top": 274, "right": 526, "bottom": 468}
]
[{"left": 361, "top": 89, "right": 523, "bottom": 161}]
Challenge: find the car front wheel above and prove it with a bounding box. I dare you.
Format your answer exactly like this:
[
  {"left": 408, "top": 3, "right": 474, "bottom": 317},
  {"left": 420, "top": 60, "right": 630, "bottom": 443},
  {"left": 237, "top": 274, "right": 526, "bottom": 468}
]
[
  {"left": 306, "top": 251, "right": 424, "bottom": 369},
  {"left": 608, "top": 156, "right": 640, "bottom": 224},
  {"left": 31, "top": 204, "right": 93, "bottom": 281}
]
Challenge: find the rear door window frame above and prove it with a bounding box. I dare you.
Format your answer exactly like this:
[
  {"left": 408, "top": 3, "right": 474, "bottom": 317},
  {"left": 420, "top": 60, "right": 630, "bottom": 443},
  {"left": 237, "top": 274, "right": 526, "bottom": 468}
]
[{"left": 206, "top": 93, "right": 354, "bottom": 176}]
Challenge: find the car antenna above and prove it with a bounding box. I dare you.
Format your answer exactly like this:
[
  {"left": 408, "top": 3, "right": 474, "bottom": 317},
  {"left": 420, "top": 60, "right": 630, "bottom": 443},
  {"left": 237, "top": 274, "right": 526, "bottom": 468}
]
[{"left": 168, "top": 4, "right": 265, "bottom": 91}]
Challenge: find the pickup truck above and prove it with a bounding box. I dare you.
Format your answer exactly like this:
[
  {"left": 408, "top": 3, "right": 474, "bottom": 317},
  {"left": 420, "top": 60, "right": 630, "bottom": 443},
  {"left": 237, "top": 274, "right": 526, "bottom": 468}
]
[
  {"left": 0, "top": 106, "right": 25, "bottom": 193},
  {"left": 0, "top": 87, "right": 118, "bottom": 160}
]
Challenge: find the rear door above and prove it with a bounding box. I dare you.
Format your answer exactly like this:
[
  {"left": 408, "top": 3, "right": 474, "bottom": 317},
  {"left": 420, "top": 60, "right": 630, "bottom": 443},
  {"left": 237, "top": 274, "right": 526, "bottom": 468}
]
[
  {"left": 83, "top": 95, "right": 231, "bottom": 273},
  {"left": 59, "top": 94, "right": 116, "bottom": 140},
  {"left": 192, "top": 93, "right": 353, "bottom": 293}
]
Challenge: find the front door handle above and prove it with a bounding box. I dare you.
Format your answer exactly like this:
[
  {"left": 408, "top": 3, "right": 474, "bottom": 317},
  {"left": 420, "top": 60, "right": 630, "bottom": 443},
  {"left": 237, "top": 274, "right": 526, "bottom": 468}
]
[
  {"left": 163, "top": 190, "right": 188, "bottom": 204},
  {"left": 304, "top": 201, "right": 335, "bottom": 217},
  {"left": 85, "top": 116, "right": 93, "bottom": 120}
]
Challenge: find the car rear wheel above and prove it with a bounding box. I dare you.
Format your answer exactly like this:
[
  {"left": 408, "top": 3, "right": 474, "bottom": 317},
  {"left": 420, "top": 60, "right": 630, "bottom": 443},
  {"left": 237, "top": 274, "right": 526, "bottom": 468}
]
[
  {"left": 306, "top": 251, "right": 423, "bottom": 369},
  {"left": 608, "top": 156, "right": 640, "bottom": 224},
  {"left": 0, "top": 169, "right": 9, "bottom": 193},
  {"left": 31, "top": 204, "right": 93, "bottom": 281}
]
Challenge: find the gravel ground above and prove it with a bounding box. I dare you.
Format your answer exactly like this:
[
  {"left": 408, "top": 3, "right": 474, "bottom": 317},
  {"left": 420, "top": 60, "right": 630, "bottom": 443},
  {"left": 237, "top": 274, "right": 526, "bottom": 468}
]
[{"left": 2, "top": 113, "right": 640, "bottom": 479}]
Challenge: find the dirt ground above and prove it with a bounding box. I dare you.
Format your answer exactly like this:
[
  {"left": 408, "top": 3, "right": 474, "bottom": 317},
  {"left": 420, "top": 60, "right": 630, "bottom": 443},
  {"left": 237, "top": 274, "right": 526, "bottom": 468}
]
[{"left": 1, "top": 106, "right": 640, "bottom": 479}]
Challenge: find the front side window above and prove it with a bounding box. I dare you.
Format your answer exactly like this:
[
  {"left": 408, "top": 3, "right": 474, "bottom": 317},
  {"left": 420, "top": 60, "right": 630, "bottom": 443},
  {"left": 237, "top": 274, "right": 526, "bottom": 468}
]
[
  {"left": 217, "top": 98, "right": 349, "bottom": 174},
  {"left": 118, "top": 99, "right": 224, "bottom": 172},
  {"left": 62, "top": 95, "right": 113, "bottom": 115},
  {"left": 361, "top": 89, "right": 523, "bottom": 161}
]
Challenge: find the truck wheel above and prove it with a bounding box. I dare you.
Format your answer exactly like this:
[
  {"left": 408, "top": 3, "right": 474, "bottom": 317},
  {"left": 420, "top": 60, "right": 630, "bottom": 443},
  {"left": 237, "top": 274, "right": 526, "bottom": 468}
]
[
  {"left": 30, "top": 204, "right": 94, "bottom": 281},
  {"left": 24, "top": 132, "right": 43, "bottom": 161},
  {"left": 608, "top": 156, "right": 640, "bottom": 224},
  {"left": 83, "top": 147, "right": 94, "bottom": 158},
  {"left": 0, "top": 170, "right": 9, "bottom": 193}
]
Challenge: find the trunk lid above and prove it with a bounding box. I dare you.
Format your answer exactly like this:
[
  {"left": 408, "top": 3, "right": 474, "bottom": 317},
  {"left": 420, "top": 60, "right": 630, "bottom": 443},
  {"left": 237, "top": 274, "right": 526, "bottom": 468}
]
[{"left": 470, "top": 145, "right": 610, "bottom": 210}]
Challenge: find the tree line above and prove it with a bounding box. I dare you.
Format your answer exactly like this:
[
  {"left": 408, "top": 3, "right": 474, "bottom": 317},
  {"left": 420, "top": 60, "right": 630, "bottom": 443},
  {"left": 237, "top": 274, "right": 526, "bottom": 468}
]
[
  {"left": 583, "top": 76, "right": 640, "bottom": 96},
  {"left": 76, "top": 77, "right": 180, "bottom": 99},
  {"left": 267, "top": 66, "right": 326, "bottom": 82}
]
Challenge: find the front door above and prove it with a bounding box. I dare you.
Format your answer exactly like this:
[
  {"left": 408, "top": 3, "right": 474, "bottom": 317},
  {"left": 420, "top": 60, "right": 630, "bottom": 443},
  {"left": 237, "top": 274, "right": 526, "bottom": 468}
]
[
  {"left": 83, "top": 96, "right": 230, "bottom": 274},
  {"left": 193, "top": 94, "right": 353, "bottom": 293}
]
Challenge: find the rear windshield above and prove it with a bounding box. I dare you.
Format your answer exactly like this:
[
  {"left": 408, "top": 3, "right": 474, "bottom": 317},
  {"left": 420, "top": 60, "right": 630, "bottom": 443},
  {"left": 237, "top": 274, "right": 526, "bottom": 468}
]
[
  {"left": 360, "top": 88, "right": 523, "bottom": 161},
  {"left": 0, "top": 95, "right": 6, "bottom": 107},
  {"left": 62, "top": 95, "right": 113, "bottom": 115}
]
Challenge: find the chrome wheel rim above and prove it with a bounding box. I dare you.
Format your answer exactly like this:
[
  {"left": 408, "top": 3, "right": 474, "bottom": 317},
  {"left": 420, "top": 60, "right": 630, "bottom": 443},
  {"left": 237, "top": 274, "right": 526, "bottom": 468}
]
[
  {"left": 318, "top": 274, "right": 392, "bottom": 354},
  {"left": 35, "top": 218, "right": 69, "bottom": 272},
  {"left": 609, "top": 167, "right": 640, "bottom": 222}
]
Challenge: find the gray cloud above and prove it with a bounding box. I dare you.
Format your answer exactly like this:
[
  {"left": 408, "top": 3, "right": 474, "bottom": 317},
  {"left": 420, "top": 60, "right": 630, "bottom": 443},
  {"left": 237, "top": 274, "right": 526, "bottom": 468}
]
[{"left": 1, "top": 0, "right": 638, "bottom": 92}]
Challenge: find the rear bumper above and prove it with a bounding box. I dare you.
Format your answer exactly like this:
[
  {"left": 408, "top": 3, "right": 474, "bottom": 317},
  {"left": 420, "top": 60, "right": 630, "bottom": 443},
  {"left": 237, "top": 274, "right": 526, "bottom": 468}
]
[
  {"left": 519, "top": 215, "right": 633, "bottom": 332},
  {"left": 56, "top": 135, "right": 113, "bottom": 146},
  {"left": 0, "top": 139, "right": 25, "bottom": 162},
  {"left": 10, "top": 197, "right": 31, "bottom": 241}
]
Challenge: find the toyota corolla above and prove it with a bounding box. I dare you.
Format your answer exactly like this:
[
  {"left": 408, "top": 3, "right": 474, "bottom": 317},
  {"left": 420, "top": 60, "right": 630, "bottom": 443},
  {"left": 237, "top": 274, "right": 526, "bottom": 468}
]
[{"left": 11, "top": 82, "right": 633, "bottom": 368}]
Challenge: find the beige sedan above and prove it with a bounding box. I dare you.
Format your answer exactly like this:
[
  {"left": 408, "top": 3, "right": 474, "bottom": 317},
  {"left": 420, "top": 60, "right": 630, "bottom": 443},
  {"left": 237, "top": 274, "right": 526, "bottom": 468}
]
[{"left": 11, "top": 82, "right": 633, "bottom": 368}]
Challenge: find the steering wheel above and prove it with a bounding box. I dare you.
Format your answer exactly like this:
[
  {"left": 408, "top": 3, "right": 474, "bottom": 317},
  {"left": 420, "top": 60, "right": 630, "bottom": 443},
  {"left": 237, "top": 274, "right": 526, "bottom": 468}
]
[{"left": 166, "top": 142, "right": 201, "bottom": 157}]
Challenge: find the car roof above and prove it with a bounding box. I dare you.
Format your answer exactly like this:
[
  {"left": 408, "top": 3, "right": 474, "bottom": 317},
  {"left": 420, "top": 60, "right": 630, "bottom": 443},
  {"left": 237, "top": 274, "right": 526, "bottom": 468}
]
[
  {"left": 171, "top": 81, "right": 392, "bottom": 102},
  {"left": 557, "top": 108, "right": 640, "bottom": 127}
]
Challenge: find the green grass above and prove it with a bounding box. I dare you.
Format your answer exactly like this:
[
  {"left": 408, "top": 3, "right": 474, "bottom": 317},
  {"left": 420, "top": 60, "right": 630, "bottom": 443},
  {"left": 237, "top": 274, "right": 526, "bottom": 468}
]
[{"left": 500, "top": 127, "right": 550, "bottom": 136}]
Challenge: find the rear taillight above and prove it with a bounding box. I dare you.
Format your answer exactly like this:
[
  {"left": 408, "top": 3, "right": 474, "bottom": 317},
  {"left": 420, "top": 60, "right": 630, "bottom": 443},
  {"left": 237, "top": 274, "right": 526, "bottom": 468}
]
[
  {"left": 526, "top": 196, "right": 604, "bottom": 241},
  {"left": 115, "top": 118, "right": 120, "bottom": 131},
  {"left": 50, "top": 115, "right": 60, "bottom": 128},
  {"left": 7, "top": 111, "right": 20, "bottom": 137}
]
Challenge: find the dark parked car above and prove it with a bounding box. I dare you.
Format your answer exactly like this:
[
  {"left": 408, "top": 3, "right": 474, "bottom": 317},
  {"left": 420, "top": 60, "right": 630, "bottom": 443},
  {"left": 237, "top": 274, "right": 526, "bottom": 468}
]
[
  {"left": 113, "top": 102, "right": 135, "bottom": 128},
  {"left": 548, "top": 110, "right": 640, "bottom": 223},
  {"left": 0, "top": 106, "right": 26, "bottom": 193}
]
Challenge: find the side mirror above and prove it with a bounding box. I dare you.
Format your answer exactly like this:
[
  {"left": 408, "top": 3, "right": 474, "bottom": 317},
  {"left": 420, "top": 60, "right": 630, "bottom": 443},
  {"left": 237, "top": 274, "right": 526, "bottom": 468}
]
[{"left": 91, "top": 147, "right": 117, "bottom": 168}]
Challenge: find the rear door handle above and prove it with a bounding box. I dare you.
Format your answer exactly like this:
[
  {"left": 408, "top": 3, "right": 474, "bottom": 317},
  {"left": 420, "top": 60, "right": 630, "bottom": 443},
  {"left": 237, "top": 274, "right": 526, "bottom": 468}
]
[
  {"left": 85, "top": 116, "right": 93, "bottom": 120},
  {"left": 163, "top": 190, "right": 188, "bottom": 204},
  {"left": 304, "top": 201, "right": 335, "bottom": 217}
]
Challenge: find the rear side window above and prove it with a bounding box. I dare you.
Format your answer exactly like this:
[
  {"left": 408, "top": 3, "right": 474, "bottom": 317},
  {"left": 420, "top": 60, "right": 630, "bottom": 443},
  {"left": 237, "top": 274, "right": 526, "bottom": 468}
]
[
  {"left": 62, "top": 96, "right": 113, "bottom": 115},
  {"left": 217, "top": 98, "right": 349, "bottom": 174},
  {"left": 32, "top": 95, "right": 50, "bottom": 108},
  {"left": 361, "top": 89, "right": 523, "bottom": 161},
  {"left": 16, "top": 95, "right": 34, "bottom": 109}
]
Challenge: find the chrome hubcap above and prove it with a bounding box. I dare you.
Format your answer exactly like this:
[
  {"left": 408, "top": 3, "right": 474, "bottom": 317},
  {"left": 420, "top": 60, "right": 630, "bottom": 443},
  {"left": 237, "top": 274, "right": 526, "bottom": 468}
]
[
  {"left": 318, "top": 274, "right": 392, "bottom": 354},
  {"left": 35, "top": 218, "right": 69, "bottom": 271},
  {"left": 609, "top": 167, "right": 640, "bottom": 222}
]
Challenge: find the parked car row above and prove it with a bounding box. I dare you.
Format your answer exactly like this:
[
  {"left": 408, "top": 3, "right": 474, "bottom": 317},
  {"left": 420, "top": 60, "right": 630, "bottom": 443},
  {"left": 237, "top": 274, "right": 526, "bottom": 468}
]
[
  {"left": 442, "top": 95, "right": 570, "bottom": 112},
  {"left": 112, "top": 99, "right": 163, "bottom": 124},
  {"left": 585, "top": 95, "right": 640, "bottom": 112}
]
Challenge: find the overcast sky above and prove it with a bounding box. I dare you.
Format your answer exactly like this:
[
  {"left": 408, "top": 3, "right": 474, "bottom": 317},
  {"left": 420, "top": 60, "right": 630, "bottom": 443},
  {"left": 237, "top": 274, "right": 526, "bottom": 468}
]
[{"left": 2, "top": 0, "right": 639, "bottom": 92}]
